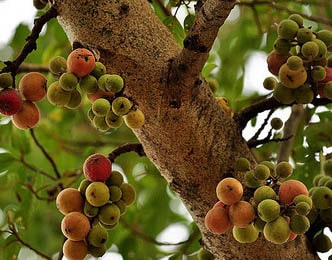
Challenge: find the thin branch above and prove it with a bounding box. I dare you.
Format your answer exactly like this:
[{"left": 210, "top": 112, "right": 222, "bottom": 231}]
[
  {"left": 16, "top": 154, "right": 57, "bottom": 181},
  {"left": 23, "top": 183, "right": 56, "bottom": 201},
  {"left": 236, "top": 0, "right": 332, "bottom": 26},
  {"left": 175, "top": 0, "right": 236, "bottom": 77},
  {"left": 17, "top": 63, "right": 49, "bottom": 74},
  {"left": 108, "top": 143, "right": 145, "bottom": 162},
  {"left": 6, "top": 214, "right": 52, "bottom": 260},
  {"left": 248, "top": 131, "right": 293, "bottom": 148},
  {"left": 233, "top": 96, "right": 281, "bottom": 130},
  {"left": 29, "top": 129, "right": 61, "bottom": 179},
  {"left": 1, "top": 6, "right": 58, "bottom": 76},
  {"left": 122, "top": 220, "right": 190, "bottom": 246},
  {"left": 247, "top": 109, "right": 274, "bottom": 145},
  {"left": 277, "top": 104, "right": 304, "bottom": 163}
]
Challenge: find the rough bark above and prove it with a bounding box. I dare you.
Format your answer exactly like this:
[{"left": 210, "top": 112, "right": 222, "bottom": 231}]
[{"left": 54, "top": 0, "right": 317, "bottom": 259}]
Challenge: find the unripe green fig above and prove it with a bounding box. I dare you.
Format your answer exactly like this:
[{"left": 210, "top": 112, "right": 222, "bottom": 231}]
[
  {"left": 286, "top": 56, "right": 303, "bottom": 70},
  {"left": 253, "top": 164, "right": 270, "bottom": 180},
  {"left": 317, "top": 29, "right": 332, "bottom": 49},
  {"left": 87, "top": 108, "right": 96, "bottom": 122},
  {"left": 85, "top": 182, "right": 110, "bottom": 207},
  {"left": 88, "top": 244, "right": 107, "bottom": 258},
  {"left": 124, "top": 108, "right": 145, "bottom": 129},
  {"left": 293, "top": 84, "right": 314, "bottom": 104},
  {"left": 235, "top": 157, "right": 250, "bottom": 172},
  {"left": 109, "top": 185, "right": 122, "bottom": 202},
  {"left": 91, "top": 61, "right": 107, "bottom": 79},
  {"left": 87, "top": 224, "right": 108, "bottom": 247},
  {"left": 120, "top": 183, "right": 136, "bottom": 206},
  {"left": 111, "top": 97, "right": 132, "bottom": 116},
  {"left": 65, "top": 89, "right": 82, "bottom": 109},
  {"left": 49, "top": 56, "right": 67, "bottom": 76},
  {"left": 93, "top": 116, "right": 110, "bottom": 132},
  {"left": 98, "top": 203, "right": 121, "bottom": 225},
  {"left": 47, "top": 81, "right": 71, "bottom": 106},
  {"left": 273, "top": 83, "right": 295, "bottom": 104},
  {"left": 257, "top": 199, "right": 280, "bottom": 222},
  {"left": 318, "top": 176, "right": 332, "bottom": 187},
  {"left": 325, "top": 179, "right": 332, "bottom": 189},
  {"left": 295, "top": 202, "right": 311, "bottom": 216},
  {"left": 289, "top": 14, "right": 303, "bottom": 27},
  {"left": 320, "top": 208, "right": 332, "bottom": 223},
  {"left": 263, "top": 216, "right": 290, "bottom": 244},
  {"left": 311, "top": 66, "right": 327, "bottom": 81},
  {"left": 293, "top": 194, "right": 313, "bottom": 208},
  {"left": 270, "top": 117, "right": 283, "bottom": 130},
  {"left": 78, "top": 179, "right": 91, "bottom": 196},
  {"left": 260, "top": 161, "right": 276, "bottom": 177},
  {"left": 289, "top": 214, "right": 310, "bottom": 235},
  {"left": 79, "top": 75, "right": 99, "bottom": 94},
  {"left": 312, "top": 232, "right": 332, "bottom": 253},
  {"left": 301, "top": 41, "right": 319, "bottom": 59},
  {"left": 59, "top": 72, "right": 78, "bottom": 91},
  {"left": 232, "top": 224, "right": 259, "bottom": 243},
  {"left": 115, "top": 200, "right": 127, "bottom": 215},
  {"left": 276, "top": 161, "right": 293, "bottom": 178},
  {"left": 92, "top": 98, "right": 111, "bottom": 117},
  {"left": 105, "top": 110, "right": 123, "bottom": 128},
  {"left": 33, "top": 0, "right": 47, "bottom": 9},
  {"left": 307, "top": 207, "right": 319, "bottom": 224},
  {"left": 83, "top": 201, "right": 99, "bottom": 218},
  {"left": 197, "top": 248, "right": 215, "bottom": 260},
  {"left": 274, "top": 38, "right": 292, "bottom": 54},
  {"left": 323, "top": 159, "right": 332, "bottom": 176},
  {"left": 254, "top": 186, "right": 277, "bottom": 204},
  {"left": 313, "top": 39, "right": 328, "bottom": 59},
  {"left": 263, "top": 77, "right": 277, "bottom": 90},
  {"left": 311, "top": 186, "right": 332, "bottom": 209},
  {"left": 296, "top": 28, "right": 313, "bottom": 44},
  {"left": 244, "top": 170, "right": 262, "bottom": 188},
  {"left": 254, "top": 217, "right": 266, "bottom": 232},
  {"left": 104, "top": 74, "right": 124, "bottom": 93},
  {"left": 106, "top": 171, "right": 124, "bottom": 187},
  {"left": 0, "top": 72, "right": 13, "bottom": 88},
  {"left": 277, "top": 19, "right": 299, "bottom": 40},
  {"left": 313, "top": 174, "right": 325, "bottom": 186},
  {"left": 324, "top": 81, "right": 332, "bottom": 100}
]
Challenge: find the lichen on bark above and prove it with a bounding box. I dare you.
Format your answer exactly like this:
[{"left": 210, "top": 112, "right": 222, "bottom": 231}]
[{"left": 54, "top": 0, "right": 317, "bottom": 259}]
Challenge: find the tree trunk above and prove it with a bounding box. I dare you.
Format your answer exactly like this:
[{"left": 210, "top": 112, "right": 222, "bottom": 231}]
[{"left": 54, "top": 0, "right": 317, "bottom": 259}]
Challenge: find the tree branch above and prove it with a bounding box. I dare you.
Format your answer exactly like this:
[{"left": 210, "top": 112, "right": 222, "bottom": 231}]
[
  {"left": 5, "top": 214, "right": 52, "bottom": 260},
  {"left": 17, "top": 63, "right": 49, "bottom": 74},
  {"left": 108, "top": 143, "right": 145, "bottom": 162},
  {"left": 29, "top": 129, "right": 61, "bottom": 179},
  {"left": 1, "top": 6, "right": 58, "bottom": 76},
  {"left": 175, "top": 0, "right": 236, "bottom": 77}
]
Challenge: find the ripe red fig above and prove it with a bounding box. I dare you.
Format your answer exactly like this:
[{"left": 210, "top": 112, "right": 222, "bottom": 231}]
[
  {"left": 83, "top": 153, "right": 112, "bottom": 182},
  {"left": 0, "top": 88, "right": 22, "bottom": 116}
]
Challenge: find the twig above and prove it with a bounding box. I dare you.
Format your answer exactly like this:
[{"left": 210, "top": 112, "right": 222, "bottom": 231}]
[
  {"left": 108, "top": 143, "right": 145, "bottom": 162},
  {"left": 17, "top": 63, "right": 49, "bottom": 73},
  {"left": 277, "top": 104, "right": 304, "bottom": 163},
  {"left": 23, "top": 183, "right": 56, "bottom": 201},
  {"left": 233, "top": 96, "right": 281, "bottom": 130},
  {"left": 16, "top": 154, "right": 56, "bottom": 181},
  {"left": 247, "top": 109, "right": 275, "bottom": 145},
  {"left": 29, "top": 129, "right": 61, "bottom": 179},
  {"left": 122, "top": 220, "right": 190, "bottom": 246},
  {"left": 248, "top": 130, "right": 293, "bottom": 148},
  {"left": 1, "top": 6, "right": 58, "bottom": 76},
  {"left": 5, "top": 214, "right": 52, "bottom": 260}
]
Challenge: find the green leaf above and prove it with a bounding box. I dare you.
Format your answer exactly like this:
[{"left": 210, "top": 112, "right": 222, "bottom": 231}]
[
  {"left": 10, "top": 127, "right": 31, "bottom": 154},
  {"left": 0, "top": 152, "right": 16, "bottom": 174},
  {"left": 184, "top": 14, "right": 195, "bottom": 33},
  {"left": 202, "top": 63, "right": 218, "bottom": 77},
  {"left": 163, "top": 16, "right": 186, "bottom": 47}
]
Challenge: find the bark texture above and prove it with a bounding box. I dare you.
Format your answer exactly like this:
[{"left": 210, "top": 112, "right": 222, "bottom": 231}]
[{"left": 54, "top": 0, "right": 317, "bottom": 259}]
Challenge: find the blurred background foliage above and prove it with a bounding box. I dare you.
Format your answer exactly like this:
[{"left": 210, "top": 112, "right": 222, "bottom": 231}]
[{"left": 0, "top": 0, "right": 332, "bottom": 259}]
